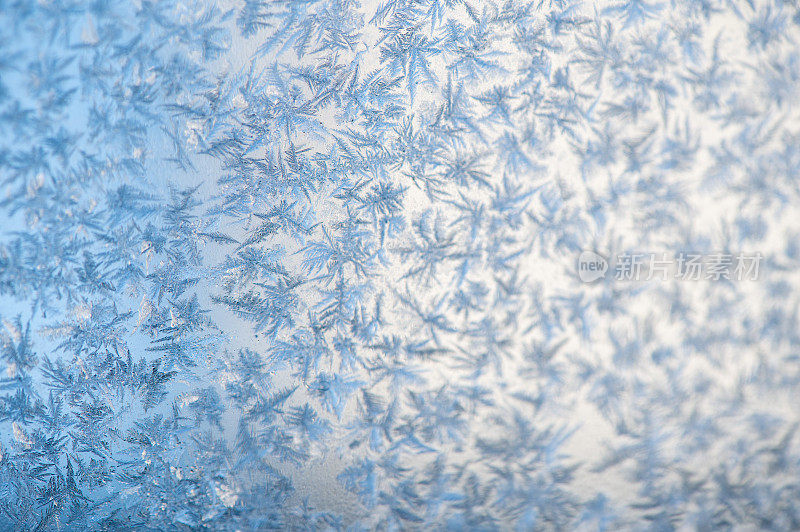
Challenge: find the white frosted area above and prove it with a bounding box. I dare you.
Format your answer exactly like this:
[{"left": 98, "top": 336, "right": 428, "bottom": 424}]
[{"left": 1, "top": 0, "right": 800, "bottom": 530}]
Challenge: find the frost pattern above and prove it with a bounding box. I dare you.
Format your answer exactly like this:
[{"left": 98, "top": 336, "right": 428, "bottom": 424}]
[{"left": 2, "top": 0, "right": 800, "bottom": 529}]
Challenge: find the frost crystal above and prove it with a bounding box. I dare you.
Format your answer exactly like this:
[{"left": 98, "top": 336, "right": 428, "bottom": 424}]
[{"left": 2, "top": 0, "right": 800, "bottom": 529}]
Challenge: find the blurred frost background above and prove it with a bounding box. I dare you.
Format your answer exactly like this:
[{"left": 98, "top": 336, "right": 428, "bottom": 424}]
[{"left": 2, "top": 0, "right": 800, "bottom": 529}]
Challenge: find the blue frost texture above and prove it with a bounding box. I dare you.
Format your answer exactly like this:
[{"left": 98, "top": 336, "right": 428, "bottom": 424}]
[{"left": 1, "top": 0, "right": 800, "bottom": 529}]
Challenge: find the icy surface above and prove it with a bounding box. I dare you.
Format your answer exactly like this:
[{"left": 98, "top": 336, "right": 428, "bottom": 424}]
[{"left": 2, "top": 0, "right": 800, "bottom": 529}]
